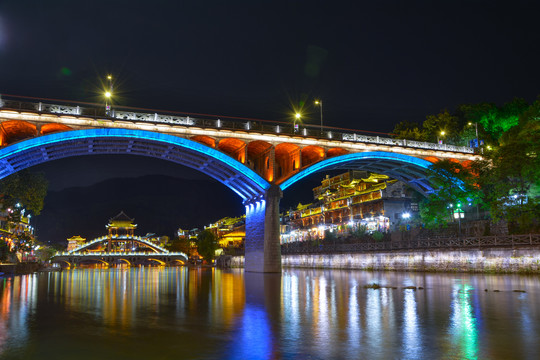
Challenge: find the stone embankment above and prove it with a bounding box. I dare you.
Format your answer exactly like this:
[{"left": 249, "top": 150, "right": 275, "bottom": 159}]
[
  {"left": 0, "top": 262, "right": 43, "bottom": 275},
  {"left": 220, "top": 247, "right": 540, "bottom": 274}
]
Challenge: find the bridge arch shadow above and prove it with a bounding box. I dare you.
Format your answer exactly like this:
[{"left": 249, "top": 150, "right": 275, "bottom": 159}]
[
  {"left": 279, "top": 151, "right": 436, "bottom": 196},
  {"left": 0, "top": 128, "right": 270, "bottom": 201}
]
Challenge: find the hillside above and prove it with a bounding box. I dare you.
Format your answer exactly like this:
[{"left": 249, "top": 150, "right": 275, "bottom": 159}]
[{"left": 33, "top": 175, "right": 244, "bottom": 246}]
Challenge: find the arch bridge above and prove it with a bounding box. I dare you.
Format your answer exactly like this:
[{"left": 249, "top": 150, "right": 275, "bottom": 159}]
[
  {"left": 0, "top": 95, "right": 480, "bottom": 272},
  {"left": 51, "top": 235, "right": 187, "bottom": 267}
]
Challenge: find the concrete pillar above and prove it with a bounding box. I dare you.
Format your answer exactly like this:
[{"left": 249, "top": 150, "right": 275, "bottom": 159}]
[{"left": 244, "top": 185, "right": 282, "bottom": 273}]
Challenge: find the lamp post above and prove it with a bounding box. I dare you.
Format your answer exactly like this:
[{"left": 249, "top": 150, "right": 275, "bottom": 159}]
[
  {"left": 453, "top": 204, "right": 464, "bottom": 238},
  {"left": 437, "top": 131, "right": 446, "bottom": 144},
  {"left": 468, "top": 121, "right": 481, "bottom": 152},
  {"left": 105, "top": 75, "right": 113, "bottom": 116},
  {"left": 294, "top": 112, "right": 301, "bottom": 133},
  {"left": 314, "top": 100, "right": 323, "bottom": 135}
]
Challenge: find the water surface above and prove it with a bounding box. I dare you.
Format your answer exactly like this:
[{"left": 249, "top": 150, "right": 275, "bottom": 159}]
[{"left": 0, "top": 267, "right": 539, "bottom": 359}]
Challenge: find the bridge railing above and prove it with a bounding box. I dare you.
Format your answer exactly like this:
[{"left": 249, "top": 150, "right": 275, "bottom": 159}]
[
  {"left": 54, "top": 251, "right": 187, "bottom": 257},
  {"left": 0, "top": 94, "right": 474, "bottom": 154},
  {"left": 281, "top": 234, "right": 540, "bottom": 254},
  {"left": 68, "top": 235, "right": 169, "bottom": 254}
]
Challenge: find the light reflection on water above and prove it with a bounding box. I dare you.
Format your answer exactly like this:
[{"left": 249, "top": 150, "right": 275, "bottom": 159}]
[{"left": 0, "top": 268, "right": 539, "bottom": 359}]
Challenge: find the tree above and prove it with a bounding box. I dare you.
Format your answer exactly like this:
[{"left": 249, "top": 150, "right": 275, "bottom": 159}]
[
  {"left": 0, "top": 170, "right": 49, "bottom": 215},
  {"left": 392, "top": 120, "right": 427, "bottom": 141},
  {"left": 35, "top": 244, "right": 57, "bottom": 262},
  {"left": 196, "top": 230, "right": 218, "bottom": 263},
  {"left": 167, "top": 236, "right": 191, "bottom": 255},
  {"left": 457, "top": 98, "right": 528, "bottom": 142},
  {"left": 473, "top": 97, "right": 540, "bottom": 232},
  {"left": 419, "top": 160, "right": 480, "bottom": 229},
  {"left": 422, "top": 110, "right": 462, "bottom": 144}
]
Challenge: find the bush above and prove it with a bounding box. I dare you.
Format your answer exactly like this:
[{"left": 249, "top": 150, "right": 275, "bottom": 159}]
[
  {"left": 353, "top": 225, "right": 368, "bottom": 238},
  {"left": 371, "top": 231, "right": 384, "bottom": 242}
]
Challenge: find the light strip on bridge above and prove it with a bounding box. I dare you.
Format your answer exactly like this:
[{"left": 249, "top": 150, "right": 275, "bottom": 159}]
[
  {"left": 0, "top": 128, "right": 270, "bottom": 197},
  {"left": 279, "top": 151, "right": 434, "bottom": 191}
]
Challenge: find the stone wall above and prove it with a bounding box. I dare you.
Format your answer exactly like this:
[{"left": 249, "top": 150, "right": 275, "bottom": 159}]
[
  {"left": 0, "top": 262, "right": 42, "bottom": 275},
  {"left": 230, "top": 256, "right": 244, "bottom": 268},
  {"left": 281, "top": 247, "right": 540, "bottom": 273}
]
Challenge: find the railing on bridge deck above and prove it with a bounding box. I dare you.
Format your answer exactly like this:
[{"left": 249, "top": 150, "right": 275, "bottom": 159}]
[
  {"left": 54, "top": 251, "right": 187, "bottom": 257},
  {"left": 0, "top": 94, "right": 475, "bottom": 154},
  {"left": 67, "top": 235, "right": 169, "bottom": 254},
  {"left": 281, "top": 234, "right": 540, "bottom": 254}
]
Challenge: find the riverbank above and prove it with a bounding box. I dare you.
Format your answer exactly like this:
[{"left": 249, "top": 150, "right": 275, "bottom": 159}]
[
  {"left": 0, "top": 262, "right": 42, "bottom": 275},
  {"left": 223, "top": 247, "right": 540, "bottom": 274}
]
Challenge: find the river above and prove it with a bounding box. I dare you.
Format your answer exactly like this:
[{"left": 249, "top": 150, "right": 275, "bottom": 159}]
[{"left": 0, "top": 267, "right": 539, "bottom": 359}]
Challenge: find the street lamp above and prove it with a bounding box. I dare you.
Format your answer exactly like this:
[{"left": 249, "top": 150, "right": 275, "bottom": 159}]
[
  {"left": 468, "top": 121, "right": 481, "bottom": 152},
  {"left": 293, "top": 112, "right": 301, "bottom": 133},
  {"left": 453, "top": 203, "right": 464, "bottom": 237},
  {"left": 437, "top": 131, "right": 446, "bottom": 144},
  {"left": 314, "top": 99, "right": 323, "bottom": 134},
  {"left": 105, "top": 75, "right": 113, "bottom": 116}
]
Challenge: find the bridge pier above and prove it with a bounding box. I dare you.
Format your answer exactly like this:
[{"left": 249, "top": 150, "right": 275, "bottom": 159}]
[{"left": 244, "top": 185, "right": 282, "bottom": 273}]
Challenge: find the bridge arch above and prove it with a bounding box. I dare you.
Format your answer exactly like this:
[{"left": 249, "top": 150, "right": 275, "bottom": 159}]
[
  {"left": 147, "top": 258, "right": 166, "bottom": 266},
  {"left": 0, "top": 128, "right": 270, "bottom": 201},
  {"left": 279, "top": 151, "right": 436, "bottom": 196},
  {"left": 117, "top": 258, "right": 132, "bottom": 267}
]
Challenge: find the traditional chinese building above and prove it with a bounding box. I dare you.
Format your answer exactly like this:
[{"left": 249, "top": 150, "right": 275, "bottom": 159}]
[
  {"left": 67, "top": 235, "right": 86, "bottom": 251},
  {"left": 282, "top": 170, "right": 414, "bottom": 243},
  {"left": 204, "top": 216, "right": 245, "bottom": 249},
  {"left": 106, "top": 211, "right": 137, "bottom": 252}
]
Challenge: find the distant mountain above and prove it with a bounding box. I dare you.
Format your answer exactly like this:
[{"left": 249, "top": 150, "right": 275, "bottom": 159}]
[{"left": 33, "top": 175, "right": 244, "bottom": 246}]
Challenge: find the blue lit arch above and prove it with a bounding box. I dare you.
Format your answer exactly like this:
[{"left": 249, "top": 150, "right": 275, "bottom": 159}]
[
  {"left": 0, "top": 128, "right": 270, "bottom": 200},
  {"left": 279, "top": 151, "right": 436, "bottom": 196}
]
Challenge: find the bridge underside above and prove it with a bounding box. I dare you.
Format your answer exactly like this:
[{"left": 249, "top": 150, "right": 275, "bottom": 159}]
[
  {"left": 279, "top": 152, "right": 435, "bottom": 196},
  {"left": 0, "top": 129, "right": 269, "bottom": 201}
]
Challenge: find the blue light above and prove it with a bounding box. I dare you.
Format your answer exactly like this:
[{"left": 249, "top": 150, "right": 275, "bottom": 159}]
[
  {"left": 0, "top": 128, "right": 270, "bottom": 197},
  {"left": 279, "top": 151, "right": 434, "bottom": 191}
]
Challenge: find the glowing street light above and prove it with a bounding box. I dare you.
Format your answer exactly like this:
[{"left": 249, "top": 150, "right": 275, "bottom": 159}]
[
  {"left": 438, "top": 131, "right": 446, "bottom": 144},
  {"left": 105, "top": 75, "right": 113, "bottom": 116},
  {"left": 293, "top": 112, "right": 301, "bottom": 133},
  {"left": 468, "top": 121, "right": 481, "bottom": 152},
  {"left": 314, "top": 99, "right": 323, "bottom": 134}
]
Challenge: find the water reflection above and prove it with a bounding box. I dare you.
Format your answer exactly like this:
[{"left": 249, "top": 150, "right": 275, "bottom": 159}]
[
  {"left": 449, "top": 282, "right": 479, "bottom": 360},
  {"left": 0, "top": 269, "right": 540, "bottom": 359},
  {"left": 401, "top": 289, "right": 420, "bottom": 358}
]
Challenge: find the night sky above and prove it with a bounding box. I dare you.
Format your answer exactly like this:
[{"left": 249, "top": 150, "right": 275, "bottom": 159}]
[{"left": 1, "top": 1, "right": 539, "bottom": 239}]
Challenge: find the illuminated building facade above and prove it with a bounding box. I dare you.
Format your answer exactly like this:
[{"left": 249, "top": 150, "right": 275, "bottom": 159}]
[
  {"left": 67, "top": 235, "right": 86, "bottom": 251},
  {"left": 106, "top": 211, "right": 137, "bottom": 252},
  {"left": 281, "top": 171, "right": 414, "bottom": 243},
  {"left": 204, "top": 216, "right": 246, "bottom": 249}
]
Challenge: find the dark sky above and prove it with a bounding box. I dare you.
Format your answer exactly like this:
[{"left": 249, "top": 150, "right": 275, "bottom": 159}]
[
  {"left": 1, "top": 0, "right": 538, "bottom": 130},
  {"left": 0, "top": 0, "right": 539, "bottom": 233}
]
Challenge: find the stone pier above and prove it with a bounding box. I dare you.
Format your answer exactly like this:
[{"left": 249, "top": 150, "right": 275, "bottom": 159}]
[{"left": 244, "top": 185, "right": 282, "bottom": 272}]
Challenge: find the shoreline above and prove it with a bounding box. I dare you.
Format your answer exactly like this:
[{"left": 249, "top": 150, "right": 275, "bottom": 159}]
[{"left": 223, "top": 246, "right": 540, "bottom": 274}]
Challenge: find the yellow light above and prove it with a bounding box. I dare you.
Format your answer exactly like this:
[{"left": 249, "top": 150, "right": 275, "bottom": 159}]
[
  {"left": 105, "top": 91, "right": 112, "bottom": 98},
  {"left": 315, "top": 100, "right": 320, "bottom": 105},
  {"left": 468, "top": 122, "right": 472, "bottom": 126},
  {"left": 107, "top": 75, "right": 112, "bottom": 80},
  {"left": 295, "top": 113, "right": 301, "bottom": 119},
  {"left": 440, "top": 131, "right": 446, "bottom": 136}
]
